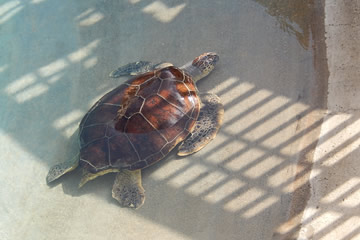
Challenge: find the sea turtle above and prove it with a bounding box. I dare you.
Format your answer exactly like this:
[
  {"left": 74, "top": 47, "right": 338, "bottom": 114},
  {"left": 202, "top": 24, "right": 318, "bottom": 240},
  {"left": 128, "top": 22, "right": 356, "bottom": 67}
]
[{"left": 47, "top": 52, "right": 224, "bottom": 209}]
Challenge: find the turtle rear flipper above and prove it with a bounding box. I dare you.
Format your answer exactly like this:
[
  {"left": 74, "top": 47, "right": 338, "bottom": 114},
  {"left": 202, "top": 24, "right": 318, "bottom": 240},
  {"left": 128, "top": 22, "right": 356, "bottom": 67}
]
[
  {"left": 178, "top": 93, "right": 224, "bottom": 156},
  {"left": 46, "top": 154, "right": 79, "bottom": 183},
  {"left": 112, "top": 169, "right": 145, "bottom": 209},
  {"left": 109, "top": 61, "right": 153, "bottom": 78}
]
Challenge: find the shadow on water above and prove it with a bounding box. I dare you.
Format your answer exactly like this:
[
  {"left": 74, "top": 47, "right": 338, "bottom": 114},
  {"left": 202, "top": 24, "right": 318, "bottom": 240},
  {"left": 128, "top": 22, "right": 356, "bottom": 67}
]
[{"left": 1, "top": 0, "right": 359, "bottom": 239}]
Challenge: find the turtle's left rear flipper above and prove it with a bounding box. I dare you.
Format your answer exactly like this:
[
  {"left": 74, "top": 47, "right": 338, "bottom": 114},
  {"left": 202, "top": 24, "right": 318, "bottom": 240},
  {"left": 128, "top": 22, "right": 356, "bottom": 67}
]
[
  {"left": 46, "top": 154, "right": 79, "bottom": 184},
  {"left": 178, "top": 93, "right": 224, "bottom": 156}
]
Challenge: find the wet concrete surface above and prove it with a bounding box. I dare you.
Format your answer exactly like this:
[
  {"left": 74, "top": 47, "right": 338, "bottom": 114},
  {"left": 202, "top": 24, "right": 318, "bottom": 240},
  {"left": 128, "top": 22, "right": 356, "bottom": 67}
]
[
  {"left": 0, "top": 1, "right": 330, "bottom": 239},
  {"left": 298, "top": 1, "right": 360, "bottom": 239}
]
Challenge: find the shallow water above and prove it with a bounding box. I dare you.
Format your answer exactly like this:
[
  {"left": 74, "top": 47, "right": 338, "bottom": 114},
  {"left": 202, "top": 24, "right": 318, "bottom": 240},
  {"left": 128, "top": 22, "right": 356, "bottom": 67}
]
[{"left": 0, "top": 1, "right": 327, "bottom": 239}]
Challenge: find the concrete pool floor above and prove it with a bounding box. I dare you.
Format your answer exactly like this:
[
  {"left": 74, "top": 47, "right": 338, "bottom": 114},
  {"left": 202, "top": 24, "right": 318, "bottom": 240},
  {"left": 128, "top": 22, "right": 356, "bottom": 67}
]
[{"left": 1, "top": 0, "right": 359, "bottom": 239}]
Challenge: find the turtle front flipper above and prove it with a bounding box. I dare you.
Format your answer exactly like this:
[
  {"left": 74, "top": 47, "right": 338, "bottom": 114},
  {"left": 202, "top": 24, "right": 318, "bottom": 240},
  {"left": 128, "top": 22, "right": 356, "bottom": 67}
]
[
  {"left": 109, "top": 61, "right": 154, "bottom": 78},
  {"left": 46, "top": 154, "right": 79, "bottom": 184},
  {"left": 112, "top": 169, "right": 145, "bottom": 209},
  {"left": 178, "top": 93, "right": 224, "bottom": 156}
]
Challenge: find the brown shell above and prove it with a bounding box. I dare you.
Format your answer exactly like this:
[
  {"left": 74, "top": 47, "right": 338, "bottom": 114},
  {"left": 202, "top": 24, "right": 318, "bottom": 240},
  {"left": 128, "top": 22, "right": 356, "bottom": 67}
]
[{"left": 78, "top": 66, "right": 200, "bottom": 173}]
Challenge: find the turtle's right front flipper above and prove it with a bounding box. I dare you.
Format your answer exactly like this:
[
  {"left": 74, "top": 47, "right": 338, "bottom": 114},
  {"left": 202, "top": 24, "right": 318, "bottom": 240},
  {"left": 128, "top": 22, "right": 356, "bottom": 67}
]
[
  {"left": 109, "top": 61, "right": 153, "bottom": 78},
  {"left": 46, "top": 154, "right": 79, "bottom": 184},
  {"left": 178, "top": 93, "right": 224, "bottom": 156}
]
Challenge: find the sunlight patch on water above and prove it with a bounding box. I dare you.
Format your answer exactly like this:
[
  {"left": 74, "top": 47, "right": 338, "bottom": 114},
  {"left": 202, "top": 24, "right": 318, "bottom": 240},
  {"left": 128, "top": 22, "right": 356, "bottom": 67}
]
[
  {"left": 243, "top": 195, "right": 278, "bottom": 217},
  {"left": 225, "top": 92, "right": 287, "bottom": 135},
  {"left": 142, "top": 1, "right": 186, "bottom": 23},
  {"left": 68, "top": 39, "right": 100, "bottom": 63},
  {"left": 0, "top": 64, "right": 8, "bottom": 73},
  {"left": 262, "top": 107, "right": 313, "bottom": 151},
  {"left": 224, "top": 187, "right": 264, "bottom": 212},
  {"left": 244, "top": 155, "right": 283, "bottom": 179},
  {"left": 205, "top": 139, "right": 246, "bottom": 165},
  {"left": 53, "top": 109, "right": 85, "bottom": 138},
  {"left": 267, "top": 163, "right": 296, "bottom": 188},
  {"left": 4, "top": 73, "right": 50, "bottom": 103},
  {"left": 185, "top": 171, "right": 227, "bottom": 196},
  {"left": 4, "top": 39, "right": 100, "bottom": 103},
  {"left": 168, "top": 164, "right": 208, "bottom": 188},
  {"left": 75, "top": 8, "right": 104, "bottom": 27},
  {"left": 150, "top": 159, "right": 191, "bottom": 181},
  {"left": 5, "top": 73, "right": 36, "bottom": 94},
  {"left": 224, "top": 148, "right": 265, "bottom": 172},
  {"left": 224, "top": 92, "right": 274, "bottom": 132},
  {"left": 217, "top": 80, "right": 256, "bottom": 107},
  {"left": 38, "top": 59, "right": 68, "bottom": 77},
  {"left": 78, "top": 12, "right": 104, "bottom": 27},
  {"left": 242, "top": 97, "right": 297, "bottom": 141},
  {"left": 83, "top": 57, "right": 98, "bottom": 69},
  {"left": 53, "top": 110, "right": 84, "bottom": 129},
  {"left": 75, "top": 8, "right": 95, "bottom": 20},
  {"left": 0, "top": 0, "right": 19, "bottom": 16},
  {"left": 0, "top": 1, "right": 23, "bottom": 25},
  {"left": 204, "top": 179, "right": 245, "bottom": 204},
  {"left": 14, "top": 83, "right": 49, "bottom": 103},
  {"left": 47, "top": 73, "right": 64, "bottom": 84},
  {"left": 31, "top": 0, "right": 47, "bottom": 4},
  {"left": 213, "top": 77, "right": 241, "bottom": 95}
]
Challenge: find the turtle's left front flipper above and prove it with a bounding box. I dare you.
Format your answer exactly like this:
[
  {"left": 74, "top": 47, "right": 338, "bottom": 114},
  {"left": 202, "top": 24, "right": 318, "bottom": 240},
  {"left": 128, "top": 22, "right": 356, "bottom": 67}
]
[
  {"left": 109, "top": 61, "right": 174, "bottom": 78},
  {"left": 109, "top": 61, "right": 153, "bottom": 78},
  {"left": 178, "top": 93, "right": 224, "bottom": 156}
]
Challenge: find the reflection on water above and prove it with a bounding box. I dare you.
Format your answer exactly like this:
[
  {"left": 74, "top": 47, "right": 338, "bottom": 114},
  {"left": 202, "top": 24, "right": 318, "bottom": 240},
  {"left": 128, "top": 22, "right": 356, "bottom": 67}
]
[{"left": 253, "top": 0, "right": 314, "bottom": 49}]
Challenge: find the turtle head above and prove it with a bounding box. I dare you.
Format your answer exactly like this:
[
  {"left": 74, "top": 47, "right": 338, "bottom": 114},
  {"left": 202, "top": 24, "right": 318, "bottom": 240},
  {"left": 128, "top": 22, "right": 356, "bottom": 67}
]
[{"left": 181, "top": 52, "right": 219, "bottom": 82}]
